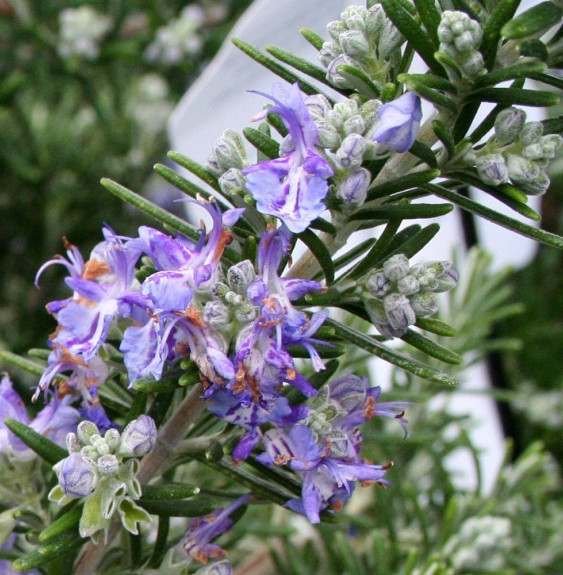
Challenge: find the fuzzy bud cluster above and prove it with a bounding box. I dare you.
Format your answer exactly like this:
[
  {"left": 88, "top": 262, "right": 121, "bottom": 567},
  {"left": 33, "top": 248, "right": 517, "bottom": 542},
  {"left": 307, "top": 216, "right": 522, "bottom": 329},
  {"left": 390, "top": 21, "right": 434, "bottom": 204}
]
[
  {"left": 320, "top": 4, "right": 403, "bottom": 91},
  {"left": 49, "top": 416, "right": 156, "bottom": 539},
  {"left": 57, "top": 6, "right": 112, "bottom": 61},
  {"left": 205, "top": 129, "right": 248, "bottom": 185},
  {"left": 362, "top": 254, "right": 459, "bottom": 337},
  {"left": 437, "top": 11, "right": 485, "bottom": 80},
  {"left": 465, "top": 107, "right": 562, "bottom": 195}
]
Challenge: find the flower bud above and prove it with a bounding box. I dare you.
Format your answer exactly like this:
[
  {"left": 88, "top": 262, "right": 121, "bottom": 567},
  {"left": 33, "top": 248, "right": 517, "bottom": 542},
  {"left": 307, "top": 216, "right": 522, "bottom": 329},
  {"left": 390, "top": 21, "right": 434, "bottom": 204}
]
[
  {"left": 212, "top": 130, "right": 247, "bottom": 173},
  {"left": 409, "top": 292, "right": 439, "bottom": 317},
  {"left": 343, "top": 114, "right": 366, "bottom": 136},
  {"left": 397, "top": 274, "right": 419, "bottom": 295},
  {"left": 365, "top": 4, "right": 386, "bottom": 38},
  {"left": 383, "top": 254, "right": 410, "bottom": 281},
  {"left": 304, "top": 94, "right": 332, "bottom": 119},
  {"left": 541, "top": 134, "right": 563, "bottom": 159},
  {"left": 326, "top": 431, "right": 354, "bottom": 458},
  {"left": 336, "top": 168, "right": 370, "bottom": 210},
  {"left": 327, "top": 20, "right": 347, "bottom": 41},
  {"left": 372, "top": 92, "right": 422, "bottom": 153},
  {"left": 363, "top": 294, "right": 387, "bottom": 325},
  {"left": 384, "top": 293, "right": 416, "bottom": 333},
  {"left": 459, "top": 52, "right": 485, "bottom": 78},
  {"left": 475, "top": 154, "right": 509, "bottom": 186},
  {"left": 366, "top": 271, "right": 391, "bottom": 297},
  {"left": 339, "top": 30, "right": 370, "bottom": 59},
  {"left": 506, "top": 153, "right": 540, "bottom": 184},
  {"left": 92, "top": 435, "right": 110, "bottom": 456},
  {"left": 104, "top": 428, "right": 121, "bottom": 451},
  {"left": 227, "top": 260, "right": 256, "bottom": 294},
  {"left": 519, "top": 122, "right": 543, "bottom": 145},
  {"left": 97, "top": 454, "right": 119, "bottom": 476},
  {"left": 316, "top": 120, "right": 341, "bottom": 149},
  {"left": 494, "top": 107, "right": 526, "bottom": 146},
  {"left": 341, "top": 6, "right": 367, "bottom": 32},
  {"left": 56, "top": 452, "right": 97, "bottom": 498},
  {"left": 203, "top": 300, "right": 231, "bottom": 328},
  {"left": 234, "top": 302, "right": 257, "bottom": 324},
  {"left": 522, "top": 143, "right": 545, "bottom": 161},
  {"left": 319, "top": 42, "right": 342, "bottom": 68},
  {"left": 326, "top": 55, "right": 358, "bottom": 89},
  {"left": 519, "top": 172, "right": 550, "bottom": 196},
  {"left": 337, "top": 133, "right": 367, "bottom": 169},
  {"left": 66, "top": 432, "right": 79, "bottom": 453},
  {"left": 77, "top": 420, "right": 100, "bottom": 445},
  {"left": 219, "top": 168, "right": 246, "bottom": 195},
  {"left": 429, "top": 262, "right": 459, "bottom": 292},
  {"left": 119, "top": 415, "right": 157, "bottom": 457}
]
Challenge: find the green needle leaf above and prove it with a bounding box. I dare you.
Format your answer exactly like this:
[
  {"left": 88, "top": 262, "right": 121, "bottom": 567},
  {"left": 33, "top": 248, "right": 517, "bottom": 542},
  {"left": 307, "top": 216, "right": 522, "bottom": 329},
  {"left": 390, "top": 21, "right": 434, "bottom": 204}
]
[
  {"left": 501, "top": 1, "right": 563, "bottom": 39},
  {"left": 325, "top": 319, "right": 458, "bottom": 385},
  {"left": 351, "top": 202, "right": 453, "bottom": 221},
  {"left": 413, "top": 0, "right": 441, "bottom": 46},
  {"left": 298, "top": 229, "right": 335, "bottom": 285},
  {"left": 401, "top": 329, "right": 463, "bottom": 365},
  {"left": 39, "top": 506, "right": 82, "bottom": 542},
  {"left": 366, "top": 169, "right": 440, "bottom": 202},
  {"left": 473, "top": 61, "right": 547, "bottom": 88},
  {"left": 467, "top": 87, "right": 560, "bottom": 107},
  {"left": 424, "top": 183, "right": 563, "bottom": 249},
  {"left": 138, "top": 497, "right": 220, "bottom": 517},
  {"left": 415, "top": 317, "right": 456, "bottom": 337},
  {"left": 12, "top": 531, "right": 83, "bottom": 571},
  {"left": 243, "top": 126, "right": 280, "bottom": 159},
  {"left": 141, "top": 483, "right": 201, "bottom": 501},
  {"left": 4, "top": 418, "right": 67, "bottom": 465},
  {"left": 481, "top": 0, "right": 520, "bottom": 68},
  {"left": 399, "top": 77, "right": 458, "bottom": 111},
  {"left": 300, "top": 27, "right": 325, "bottom": 50},
  {"left": 266, "top": 45, "right": 333, "bottom": 85},
  {"left": 167, "top": 150, "right": 221, "bottom": 192}
]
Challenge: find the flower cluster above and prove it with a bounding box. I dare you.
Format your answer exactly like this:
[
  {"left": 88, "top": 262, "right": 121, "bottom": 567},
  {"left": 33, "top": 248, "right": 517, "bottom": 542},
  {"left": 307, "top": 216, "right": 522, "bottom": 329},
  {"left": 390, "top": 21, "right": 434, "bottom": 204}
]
[
  {"left": 465, "top": 107, "right": 563, "bottom": 195},
  {"left": 57, "top": 6, "right": 112, "bottom": 61},
  {"left": 49, "top": 416, "right": 156, "bottom": 540},
  {"left": 437, "top": 10, "right": 485, "bottom": 80},
  {"left": 320, "top": 4, "right": 403, "bottom": 91},
  {"left": 362, "top": 254, "right": 459, "bottom": 337}
]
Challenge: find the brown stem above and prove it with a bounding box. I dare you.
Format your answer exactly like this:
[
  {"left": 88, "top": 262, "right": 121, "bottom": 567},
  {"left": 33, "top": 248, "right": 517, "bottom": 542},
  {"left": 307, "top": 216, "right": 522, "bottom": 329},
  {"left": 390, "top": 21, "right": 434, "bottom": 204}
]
[{"left": 74, "top": 383, "right": 207, "bottom": 575}]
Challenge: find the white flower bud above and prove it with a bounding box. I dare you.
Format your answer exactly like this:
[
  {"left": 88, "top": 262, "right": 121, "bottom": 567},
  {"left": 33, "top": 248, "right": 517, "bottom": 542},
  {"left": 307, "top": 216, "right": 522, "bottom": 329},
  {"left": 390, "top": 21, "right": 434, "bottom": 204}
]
[
  {"left": 219, "top": 168, "right": 246, "bottom": 195},
  {"left": 336, "top": 168, "right": 371, "bottom": 210},
  {"left": 304, "top": 94, "right": 333, "bottom": 119},
  {"left": 339, "top": 30, "right": 370, "bottom": 59},
  {"left": 334, "top": 99, "right": 360, "bottom": 120},
  {"left": 522, "top": 143, "right": 545, "bottom": 161},
  {"left": 475, "top": 154, "right": 509, "bottom": 186},
  {"left": 519, "top": 172, "right": 550, "bottom": 196},
  {"left": 104, "top": 428, "right": 121, "bottom": 451},
  {"left": 119, "top": 415, "right": 157, "bottom": 457},
  {"left": 228, "top": 260, "right": 256, "bottom": 294},
  {"left": 77, "top": 421, "right": 100, "bottom": 446},
  {"left": 366, "top": 271, "right": 391, "bottom": 297},
  {"left": 234, "top": 302, "right": 258, "bottom": 324},
  {"left": 541, "top": 134, "right": 563, "bottom": 159},
  {"left": 337, "top": 133, "right": 367, "bottom": 170},
  {"left": 341, "top": 6, "right": 367, "bottom": 32},
  {"left": 519, "top": 122, "right": 543, "bottom": 145},
  {"left": 460, "top": 52, "right": 485, "bottom": 78},
  {"left": 66, "top": 432, "right": 79, "bottom": 453},
  {"left": 316, "top": 121, "right": 341, "bottom": 149},
  {"left": 326, "top": 55, "right": 358, "bottom": 89},
  {"left": 384, "top": 293, "right": 416, "bottom": 333},
  {"left": 428, "top": 262, "right": 459, "bottom": 292},
  {"left": 397, "top": 275, "right": 420, "bottom": 295},
  {"left": 383, "top": 254, "right": 410, "bottom": 281},
  {"left": 213, "top": 129, "right": 247, "bottom": 172},
  {"left": 365, "top": 5, "right": 386, "bottom": 38},
  {"left": 494, "top": 107, "right": 526, "bottom": 146},
  {"left": 409, "top": 292, "right": 439, "bottom": 317},
  {"left": 327, "top": 20, "right": 347, "bottom": 41},
  {"left": 96, "top": 454, "right": 119, "bottom": 476},
  {"left": 203, "top": 301, "right": 231, "bottom": 328},
  {"left": 343, "top": 114, "right": 366, "bottom": 136},
  {"left": 319, "top": 42, "right": 342, "bottom": 68},
  {"left": 506, "top": 153, "right": 540, "bottom": 184},
  {"left": 363, "top": 294, "right": 387, "bottom": 324}
]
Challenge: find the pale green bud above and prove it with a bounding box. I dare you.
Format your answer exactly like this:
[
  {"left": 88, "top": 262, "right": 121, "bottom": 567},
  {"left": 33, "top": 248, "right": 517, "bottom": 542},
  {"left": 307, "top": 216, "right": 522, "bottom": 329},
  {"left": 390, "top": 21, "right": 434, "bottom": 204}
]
[
  {"left": 363, "top": 294, "right": 387, "bottom": 324},
  {"left": 234, "top": 302, "right": 257, "bottom": 324},
  {"left": 383, "top": 254, "right": 410, "bottom": 281},
  {"left": 522, "top": 143, "right": 545, "bottom": 161},
  {"left": 365, "top": 4, "right": 386, "bottom": 38},
  {"left": 519, "top": 172, "right": 550, "bottom": 196},
  {"left": 203, "top": 300, "right": 231, "bottom": 328},
  {"left": 219, "top": 168, "right": 246, "bottom": 195},
  {"left": 66, "top": 432, "right": 79, "bottom": 453},
  {"left": 541, "top": 134, "right": 563, "bottom": 159},
  {"left": 337, "top": 134, "right": 367, "bottom": 169},
  {"left": 360, "top": 99, "right": 381, "bottom": 131},
  {"left": 228, "top": 260, "right": 256, "bottom": 294},
  {"left": 460, "top": 52, "right": 485, "bottom": 77},
  {"left": 97, "top": 454, "right": 119, "bottom": 476},
  {"left": 494, "top": 107, "right": 526, "bottom": 146},
  {"left": 104, "top": 429, "right": 121, "bottom": 452},
  {"left": 316, "top": 121, "right": 341, "bottom": 149},
  {"left": 213, "top": 129, "right": 247, "bottom": 172},
  {"left": 92, "top": 436, "right": 110, "bottom": 456},
  {"left": 343, "top": 114, "right": 366, "bottom": 136},
  {"left": 326, "top": 55, "right": 358, "bottom": 89},
  {"left": 327, "top": 20, "right": 347, "bottom": 41},
  {"left": 341, "top": 6, "right": 367, "bottom": 32},
  {"left": 334, "top": 99, "right": 360, "bottom": 120},
  {"left": 319, "top": 42, "right": 342, "bottom": 67},
  {"left": 304, "top": 94, "right": 332, "bottom": 119},
  {"left": 427, "top": 262, "right": 459, "bottom": 292},
  {"left": 77, "top": 420, "right": 100, "bottom": 445}
]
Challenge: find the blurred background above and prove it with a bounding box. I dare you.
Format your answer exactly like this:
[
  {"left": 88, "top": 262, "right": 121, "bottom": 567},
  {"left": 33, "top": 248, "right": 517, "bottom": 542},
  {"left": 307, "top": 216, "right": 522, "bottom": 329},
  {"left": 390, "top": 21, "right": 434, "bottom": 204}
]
[{"left": 1, "top": 1, "right": 562, "bottom": 573}]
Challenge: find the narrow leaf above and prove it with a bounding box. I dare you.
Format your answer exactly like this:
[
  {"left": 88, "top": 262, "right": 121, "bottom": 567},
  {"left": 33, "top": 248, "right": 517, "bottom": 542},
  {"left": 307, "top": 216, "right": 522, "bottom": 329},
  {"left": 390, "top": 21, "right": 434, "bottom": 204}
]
[
  {"left": 287, "top": 342, "right": 346, "bottom": 359},
  {"left": 309, "top": 218, "right": 337, "bottom": 235},
  {"left": 243, "top": 126, "right": 280, "bottom": 159},
  {"left": 413, "top": 0, "right": 441, "bottom": 46},
  {"left": 399, "top": 77, "right": 458, "bottom": 111},
  {"left": 138, "top": 498, "right": 219, "bottom": 517},
  {"left": 39, "top": 506, "right": 82, "bottom": 542},
  {"left": 351, "top": 202, "right": 453, "bottom": 221},
  {"left": 167, "top": 150, "right": 221, "bottom": 192},
  {"left": 298, "top": 229, "right": 335, "bottom": 285},
  {"left": 386, "top": 222, "right": 441, "bottom": 259},
  {"left": 0, "top": 350, "right": 46, "bottom": 378},
  {"left": 424, "top": 183, "right": 563, "bottom": 249},
  {"left": 481, "top": 0, "right": 520, "bottom": 68},
  {"left": 381, "top": 0, "right": 443, "bottom": 75},
  {"left": 300, "top": 27, "right": 325, "bottom": 51},
  {"left": 133, "top": 377, "right": 183, "bottom": 393},
  {"left": 473, "top": 60, "right": 547, "bottom": 88},
  {"left": 408, "top": 140, "right": 438, "bottom": 168},
  {"left": 542, "top": 115, "right": 563, "bottom": 134},
  {"left": 266, "top": 45, "right": 333, "bottom": 85},
  {"left": 334, "top": 64, "right": 381, "bottom": 98},
  {"left": 326, "top": 319, "right": 458, "bottom": 385},
  {"left": 501, "top": 1, "right": 562, "bottom": 39},
  {"left": 432, "top": 120, "right": 456, "bottom": 160},
  {"left": 4, "top": 418, "right": 67, "bottom": 465},
  {"left": 141, "top": 483, "right": 201, "bottom": 501},
  {"left": 517, "top": 38, "right": 549, "bottom": 60},
  {"left": 366, "top": 169, "right": 440, "bottom": 202},
  {"left": 467, "top": 87, "right": 559, "bottom": 107},
  {"left": 530, "top": 72, "right": 563, "bottom": 91},
  {"left": 12, "top": 531, "right": 83, "bottom": 571},
  {"left": 401, "top": 329, "right": 463, "bottom": 364},
  {"left": 415, "top": 317, "right": 456, "bottom": 337}
]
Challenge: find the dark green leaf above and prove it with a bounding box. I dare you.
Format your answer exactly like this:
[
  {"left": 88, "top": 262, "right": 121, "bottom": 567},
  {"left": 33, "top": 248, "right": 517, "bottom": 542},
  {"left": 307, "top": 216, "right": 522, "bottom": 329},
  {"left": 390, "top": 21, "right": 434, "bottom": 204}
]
[
  {"left": 133, "top": 377, "right": 183, "bottom": 393},
  {"left": 167, "top": 150, "right": 221, "bottom": 192},
  {"left": 473, "top": 61, "right": 547, "bottom": 88},
  {"left": 351, "top": 202, "right": 453, "bottom": 221},
  {"left": 298, "top": 229, "right": 335, "bottom": 285},
  {"left": 300, "top": 27, "right": 325, "bottom": 51},
  {"left": 530, "top": 72, "right": 563, "bottom": 91},
  {"left": 243, "top": 127, "right": 280, "bottom": 159},
  {"left": 139, "top": 498, "right": 220, "bottom": 517},
  {"left": 4, "top": 418, "right": 67, "bottom": 465},
  {"left": 413, "top": 0, "right": 442, "bottom": 46},
  {"left": 398, "top": 73, "right": 457, "bottom": 93},
  {"left": 542, "top": 115, "right": 563, "bottom": 134},
  {"left": 432, "top": 120, "right": 456, "bottom": 160},
  {"left": 266, "top": 45, "right": 333, "bottom": 85},
  {"left": 501, "top": 1, "right": 562, "bottom": 39},
  {"left": 401, "top": 329, "right": 463, "bottom": 364},
  {"left": 424, "top": 183, "right": 563, "bottom": 249},
  {"left": 367, "top": 169, "right": 440, "bottom": 202},
  {"left": 334, "top": 64, "right": 381, "bottom": 98},
  {"left": 399, "top": 77, "right": 458, "bottom": 111},
  {"left": 467, "top": 87, "right": 559, "bottom": 107},
  {"left": 39, "top": 507, "right": 82, "bottom": 542},
  {"left": 309, "top": 218, "right": 337, "bottom": 235},
  {"left": 287, "top": 342, "right": 346, "bottom": 359},
  {"left": 381, "top": 0, "right": 443, "bottom": 75},
  {"left": 0, "top": 350, "right": 47, "bottom": 378},
  {"left": 481, "top": 0, "right": 520, "bottom": 68},
  {"left": 141, "top": 483, "right": 200, "bottom": 501},
  {"left": 387, "top": 222, "right": 441, "bottom": 259},
  {"left": 415, "top": 317, "right": 457, "bottom": 337},
  {"left": 517, "top": 39, "right": 549, "bottom": 60},
  {"left": 325, "top": 319, "right": 458, "bottom": 385},
  {"left": 12, "top": 531, "right": 83, "bottom": 571},
  {"left": 408, "top": 140, "right": 438, "bottom": 168}
]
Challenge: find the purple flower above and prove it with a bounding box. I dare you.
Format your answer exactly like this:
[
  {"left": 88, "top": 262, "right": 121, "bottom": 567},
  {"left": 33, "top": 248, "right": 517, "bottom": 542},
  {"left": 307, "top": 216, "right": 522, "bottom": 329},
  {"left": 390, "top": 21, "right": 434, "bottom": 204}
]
[
  {"left": 372, "top": 92, "right": 422, "bottom": 153},
  {"left": 242, "top": 83, "right": 333, "bottom": 233},
  {"left": 183, "top": 494, "right": 251, "bottom": 564},
  {"left": 54, "top": 452, "right": 97, "bottom": 498}
]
